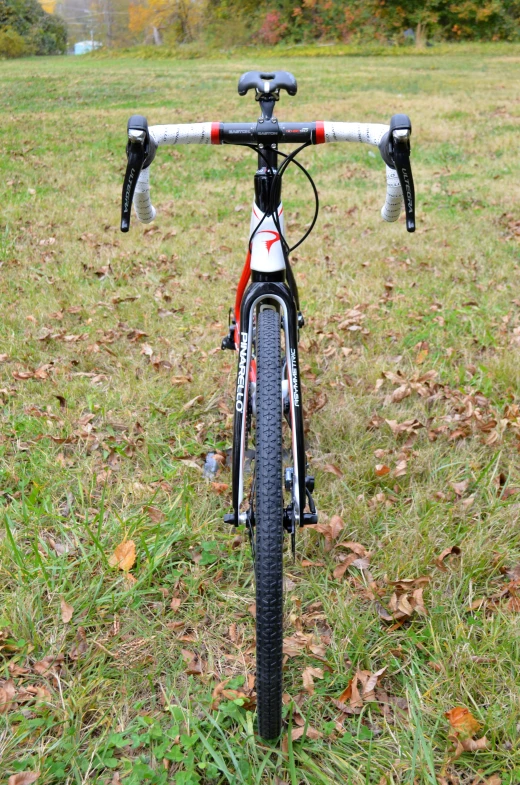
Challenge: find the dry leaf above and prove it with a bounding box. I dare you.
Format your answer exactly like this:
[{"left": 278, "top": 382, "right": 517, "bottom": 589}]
[
  {"left": 314, "top": 515, "right": 344, "bottom": 551},
  {"left": 146, "top": 506, "right": 165, "bottom": 523},
  {"left": 181, "top": 649, "right": 204, "bottom": 675},
  {"left": 182, "top": 395, "right": 203, "bottom": 411},
  {"left": 375, "top": 464, "right": 391, "bottom": 477},
  {"left": 108, "top": 540, "right": 136, "bottom": 572},
  {"left": 0, "top": 679, "right": 16, "bottom": 714},
  {"left": 60, "top": 598, "right": 74, "bottom": 624},
  {"left": 290, "top": 725, "right": 323, "bottom": 742},
  {"left": 302, "top": 666, "right": 324, "bottom": 695},
  {"left": 170, "top": 597, "right": 182, "bottom": 613},
  {"left": 211, "top": 482, "right": 229, "bottom": 494},
  {"left": 323, "top": 463, "right": 343, "bottom": 478},
  {"left": 435, "top": 545, "right": 461, "bottom": 571},
  {"left": 451, "top": 480, "right": 469, "bottom": 496},
  {"left": 445, "top": 706, "right": 481, "bottom": 739},
  {"left": 8, "top": 774, "right": 40, "bottom": 785}
]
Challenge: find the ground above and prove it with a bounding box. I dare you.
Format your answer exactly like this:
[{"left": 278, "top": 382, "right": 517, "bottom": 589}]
[{"left": 1, "top": 46, "right": 520, "bottom": 785}]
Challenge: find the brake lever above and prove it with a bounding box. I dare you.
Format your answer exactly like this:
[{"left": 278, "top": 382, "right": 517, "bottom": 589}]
[
  {"left": 121, "top": 115, "right": 150, "bottom": 233},
  {"left": 379, "top": 114, "right": 416, "bottom": 233}
]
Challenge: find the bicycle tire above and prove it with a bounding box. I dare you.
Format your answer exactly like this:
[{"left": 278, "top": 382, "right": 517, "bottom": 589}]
[{"left": 255, "top": 306, "right": 284, "bottom": 740}]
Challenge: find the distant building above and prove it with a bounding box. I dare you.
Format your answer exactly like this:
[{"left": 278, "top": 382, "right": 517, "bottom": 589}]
[{"left": 73, "top": 40, "right": 102, "bottom": 55}]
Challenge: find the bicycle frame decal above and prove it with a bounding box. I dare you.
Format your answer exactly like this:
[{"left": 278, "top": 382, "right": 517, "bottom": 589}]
[
  {"left": 235, "top": 332, "right": 248, "bottom": 412},
  {"left": 250, "top": 204, "right": 285, "bottom": 274},
  {"left": 231, "top": 281, "right": 306, "bottom": 527}
]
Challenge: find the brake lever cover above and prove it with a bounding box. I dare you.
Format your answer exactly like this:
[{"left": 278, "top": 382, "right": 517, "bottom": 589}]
[
  {"left": 121, "top": 115, "right": 151, "bottom": 233},
  {"left": 392, "top": 139, "right": 415, "bottom": 233},
  {"left": 379, "top": 114, "right": 416, "bottom": 233}
]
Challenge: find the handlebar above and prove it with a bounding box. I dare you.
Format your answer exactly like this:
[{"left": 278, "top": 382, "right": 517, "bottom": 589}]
[{"left": 121, "top": 115, "right": 415, "bottom": 233}]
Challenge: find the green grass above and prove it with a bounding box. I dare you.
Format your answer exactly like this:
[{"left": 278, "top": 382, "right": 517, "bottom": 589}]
[{"left": 1, "top": 46, "right": 520, "bottom": 784}]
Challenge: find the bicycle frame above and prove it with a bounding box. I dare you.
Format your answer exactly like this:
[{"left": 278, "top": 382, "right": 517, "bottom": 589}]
[{"left": 227, "top": 152, "right": 308, "bottom": 533}]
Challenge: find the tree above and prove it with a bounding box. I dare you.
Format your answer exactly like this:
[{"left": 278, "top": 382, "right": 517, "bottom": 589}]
[{"left": 0, "top": 0, "right": 67, "bottom": 53}]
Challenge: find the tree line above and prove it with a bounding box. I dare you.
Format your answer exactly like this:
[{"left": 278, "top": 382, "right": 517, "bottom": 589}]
[{"left": 1, "top": 0, "right": 519, "bottom": 58}]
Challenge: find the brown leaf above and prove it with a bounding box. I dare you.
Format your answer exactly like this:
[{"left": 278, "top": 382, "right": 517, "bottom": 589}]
[
  {"left": 60, "top": 598, "right": 74, "bottom": 624},
  {"left": 8, "top": 774, "right": 40, "bottom": 785},
  {"left": 182, "top": 395, "right": 203, "bottom": 411},
  {"left": 375, "top": 464, "right": 391, "bottom": 477},
  {"left": 314, "top": 515, "right": 344, "bottom": 550},
  {"left": 416, "top": 348, "right": 429, "bottom": 364},
  {"left": 290, "top": 725, "right": 323, "bottom": 742},
  {"left": 451, "top": 480, "right": 469, "bottom": 496},
  {"left": 170, "top": 597, "right": 182, "bottom": 613},
  {"left": 435, "top": 545, "right": 461, "bottom": 571},
  {"left": 0, "top": 679, "right": 16, "bottom": 714},
  {"left": 356, "top": 667, "right": 387, "bottom": 702},
  {"left": 394, "top": 459, "right": 407, "bottom": 478},
  {"left": 211, "top": 482, "right": 229, "bottom": 494},
  {"left": 108, "top": 540, "right": 136, "bottom": 572},
  {"left": 323, "top": 463, "right": 343, "bottom": 478},
  {"left": 33, "top": 654, "right": 64, "bottom": 675},
  {"left": 146, "top": 506, "right": 165, "bottom": 523},
  {"left": 302, "top": 666, "right": 324, "bottom": 695},
  {"left": 337, "top": 680, "right": 353, "bottom": 704},
  {"left": 171, "top": 375, "right": 192, "bottom": 385},
  {"left": 181, "top": 649, "right": 204, "bottom": 676},
  {"left": 445, "top": 706, "right": 481, "bottom": 739}
]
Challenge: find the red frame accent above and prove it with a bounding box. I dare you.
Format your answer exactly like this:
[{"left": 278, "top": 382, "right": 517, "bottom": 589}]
[
  {"left": 211, "top": 122, "right": 221, "bottom": 145},
  {"left": 315, "top": 121, "right": 325, "bottom": 145}
]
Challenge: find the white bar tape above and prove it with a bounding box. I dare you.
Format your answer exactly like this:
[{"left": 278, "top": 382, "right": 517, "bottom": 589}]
[
  {"left": 149, "top": 123, "right": 213, "bottom": 146},
  {"left": 134, "top": 167, "right": 156, "bottom": 224},
  {"left": 381, "top": 165, "right": 404, "bottom": 223},
  {"left": 322, "top": 122, "right": 404, "bottom": 223},
  {"left": 322, "top": 122, "right": 388, "bottom": 147}
]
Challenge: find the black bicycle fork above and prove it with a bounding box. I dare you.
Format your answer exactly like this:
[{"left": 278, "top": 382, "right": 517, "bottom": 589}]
[{"left": 223, "top": 281, "right": 318, "bottom": 555}]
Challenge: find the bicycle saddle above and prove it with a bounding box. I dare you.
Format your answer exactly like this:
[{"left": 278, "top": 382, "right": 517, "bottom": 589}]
[{"left": 238, "top": 70, "right": 297, "bottom": 98}]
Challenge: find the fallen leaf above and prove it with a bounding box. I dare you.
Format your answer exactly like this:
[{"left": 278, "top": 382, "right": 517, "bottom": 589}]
[
  {"left": 435, "top": 545, "right": 462, "bottom": 571},
  {"left": 445, "top": 706, "right": 481, "bottom": 739},
  {"left": 108, "top": 540, "right": 136, "bottom": 572},
  {"left": 375, "top": 464, "right": 391, "bottom": 477},
  {"left": 451, "top": 480, "right": 469, "bottom": 496},
  {"left": 181, "top": 649, "right": 204, "bottom": 675},
  {"left": 323, "top": 463, "right": 343, "bottom": 478},
  {"left": 170, "top": 597, "right": 182, "bottom": 613},
  {"left": 290, "top": 725, "right": 323, "bottom": 742},
  {"left": 211, "top": 482, "right": 229, "bottom": 494},
  {"left": 60, "top": 598, "right": 74, "bottom": 624},
  {"left": 182, "top": 395, "right": 203, "bottom": 411},
  {"left": 8, "top": 774, "right": 40, "bottom": 785},
  {"left": 0, "top": 679, "right": 16, "bottom": 714},
  {"left": 314, "top": 515, "right": 344, "bottom": 551},
  {"left": 302, "top": 666, "right": 324, "bottom": 695},
  {"left": 146, "top": 505, "right": 165, "bottom": 523}
]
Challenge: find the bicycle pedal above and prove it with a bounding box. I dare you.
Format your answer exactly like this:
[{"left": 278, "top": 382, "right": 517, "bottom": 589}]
[{"left": 223, "top": 513, "right": 237, "bottom": 526}]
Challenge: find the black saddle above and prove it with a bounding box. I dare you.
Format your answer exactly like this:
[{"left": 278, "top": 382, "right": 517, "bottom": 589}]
[{"left": 238, "top": 70, "right": 297, "bottom": 98}]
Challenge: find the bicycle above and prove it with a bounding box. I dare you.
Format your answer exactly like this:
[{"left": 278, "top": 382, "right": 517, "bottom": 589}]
[{"left": 120, "top": 70, "right": 416, "bottom": 741}]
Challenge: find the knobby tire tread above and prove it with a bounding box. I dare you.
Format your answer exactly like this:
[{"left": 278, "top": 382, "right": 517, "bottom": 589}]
[{"left": 255, "top": 307, "right": 284, "bottom": 741}]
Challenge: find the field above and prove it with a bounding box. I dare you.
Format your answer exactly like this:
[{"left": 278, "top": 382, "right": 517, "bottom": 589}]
[{"left": 1, "top": 46, "right": 520, "bottom": 784}]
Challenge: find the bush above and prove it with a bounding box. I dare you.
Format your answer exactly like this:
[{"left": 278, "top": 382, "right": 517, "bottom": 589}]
[
  {"left": 0, "top": 0, "right": 67, "bottom": 56},
  {"left": 0, "top": 25, "right": 26, "bottom": 56}
]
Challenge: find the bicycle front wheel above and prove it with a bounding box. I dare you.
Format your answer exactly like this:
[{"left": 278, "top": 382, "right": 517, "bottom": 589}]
[{"left": 255, "top": 306, "right": 284, "bottom": 741}]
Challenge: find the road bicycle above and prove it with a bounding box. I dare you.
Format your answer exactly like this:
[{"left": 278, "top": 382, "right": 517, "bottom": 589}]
[{"left": 121, "top": 70, "right": 416, "bottom": 741}]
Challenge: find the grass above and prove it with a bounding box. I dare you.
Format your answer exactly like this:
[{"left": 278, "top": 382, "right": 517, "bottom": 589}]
[{"left": 1, "top": 45, "right": 520, "bottom": 784}]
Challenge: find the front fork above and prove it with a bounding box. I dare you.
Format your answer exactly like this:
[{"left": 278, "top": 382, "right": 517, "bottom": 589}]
[{"left": 222, "top": 282, "right": 318, "bottom": 553}]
